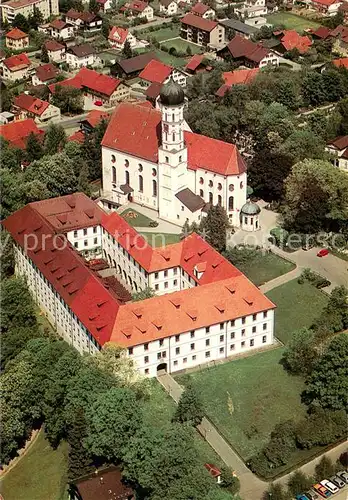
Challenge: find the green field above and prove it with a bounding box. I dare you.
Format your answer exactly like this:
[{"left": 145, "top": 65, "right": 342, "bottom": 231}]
[
  {"left": 121, "top": 208, "right": 156, "bottom": 228},
  {"left": 266, "top": 12, "right": 321, "bottom": 32},
  {"left": 266, "top": 279, "right": 329, "bottom": 344},
  {"left": 1, "top": 430, "right": 69, "bottom": 500},
  {"left": 136, "top": 47, "right": 187, "bottom": 68},
  {"left": 176, "top": 348, "right": 307, "bottom": 461},
  {"left": 144, "top": 26, "right": 180, "bottom": 42},
  {"left": 139, "top": 231, "right": 181, "bottom": 247},
  {"left": 160, "top": 37, "right": 203, "bottom": 55}
]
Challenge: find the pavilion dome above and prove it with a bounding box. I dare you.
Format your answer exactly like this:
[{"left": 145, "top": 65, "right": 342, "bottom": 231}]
[
  {"left": 241, "top": 200, "right": 261, "bottom": 216},
  {"left": 159, "top": 78, "right": 185, "bottom": 106}
]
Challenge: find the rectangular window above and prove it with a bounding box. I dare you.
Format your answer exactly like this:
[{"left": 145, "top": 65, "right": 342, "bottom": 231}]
[
  {"left": 93, "top": 226, "right": 97, "bottom": 234},
  {"left": 175, "top": 335, "right": 180, "bottom": 342},
  {"left": 155, "top": 284, "right": 159, "bottom": 291},
  {"left": 73, "top": 230, "right": 78, "bottom": 237},
  {"left": 164, "top": 270, "right": 168, "bottom": 277},
  {"left": 83, "top": 228, "right": 87, "bottom": 236},
  {"left": 242, "top": 317, "right": 246, "bottom": 324},
  {"left": 190, "top": 343, "right": 195, "bottom": 350},
  {"left": 263, "top": 323, "right": 267, "bottom": 330},
  {"left": 190, "top": 331, "right": 195, "bottom": 338},
  {"left": 173, "top": 268, "right": 177, "bottom": 275},
  {"left": 174, "top": 360, "right": 178, "bottom": 366},
  {"left": 175, "top": 347, "right": 180, "bottom": 355},
  {"left": 205, "top": 351, "right": 210, "bottom": 358},
  {"left": 220, "top": 335, "right": 224, "bottom": 342},
  {"left": 262, "top": 335, "right": 267, "bottom": 343},
  {"left": 241, "top": 329, "right": 245, "bottom": 337},
  {"left": 230, "top": 344, "right": 235, "bottom": 350},
  {"left": 173, "top": 279, "right": 177, "bottom": 286},
  {"left": 231, "top": 320, "right": 235, "bottom": 327},
  {"left": 144, "top": 356, "right": 149, "bottom": 363},
  {"left": 159, "top": 339, "right": 164, "bottom": 347},
  {"left": 252, "top": 326, "right": 256, "bottom": 333},
  {"left": 219, "top": 347, "right": 224, "bottom": 354},
  {"left": 192, "top": 355, "right": 196, "bottom": 361},
  {"left": 230, "top": 332, "right": 235, "bottom": 339},
  {"left": 263, "top": 311, "right": 268, "bottom": 318},
  {"left": 241, "top": 341, "right": 245, "bottom": 348},
  {"left": 220, "top": 322, "right": 224, "bottom": 330},
  {"left": 94, "top": 238, "right": 98, "bottom": 244},
  {"left": 205, "top": 326, "right": 210, "bottom": 333},
  {"left": 155, "top": 272, "right": 159, "bottom": 279},
  {"left": 164, "top": 282, "right": 168, "bottom": 289},
  {"left": 183, "top": 357, "right": 187, "bottom": 364},
  {"left": 144, "top": 343, "right": 149, "bottom": 351},
  {"left": 250, "top": 339, "right": 254, "bottom": 347},
  {"left": 145, "top": 368, "right": 149, "bottom": 375},
  {"left": 74, "top": 242, "right": 78, "bottom": 248},
  {"left": 253, "top": 314, "right": 257, "bottom": 321},
  {"left": 84, "top": 240, "right": 88, "bottom": 247},
  {"left": 128, "top": 347, "right": 133, "bottom": 355},
  {"left": 205, "top": 339, "right": 210, "bottom": 347}
]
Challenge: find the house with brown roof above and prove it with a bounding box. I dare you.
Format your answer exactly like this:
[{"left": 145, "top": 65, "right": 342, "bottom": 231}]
[
  {"left": 180, "top": 13, "right": 224, "bottom": 47},
  {"left": 110, "top": 51, "right": 159, "bottom": 79},
  {"left": 13, "top": 93, "right": 61, "bottom": 124},
  {"left": 1, "top": 53, "right": 32, "bottom": 81},
  {"left": 49, "top": 19, "right": 74, "bottom": 40},
  {"left": 65, "top": 9, "right": 102, "bottom": 31},
  {"left": 185, "top": 54, "right": 212, "bottom": 74},
  {"left": 44, "top": 39, "right": 66, "bottom": 62},
  {"left": 5, "top": 28, "right": 29, "bottom": 50},
  {"left": 330, "top": 24, "right": 348, "bottom": 56},
  {"left": 326, "top": 135, "right": 348, "bottom": 173},
  {"left": 190, "top": 2, "right": 215, "bottom": 19},
  {"left": 159, "top": 0, "right": 178, "bottom": 16},
  {"left": 66, "top": 44, "right": 98, "bottom": 69},
  {"left": 120, "top": 0, "right": 154, "bottom": 21},
  {"left": 217, "top": 34, "right": 279, "bottom": 68},
  {"left": 32, "top": 63, "right": 60, "bottom": 85},
  {"left": 71, "top": 467, "right": 134, "bottom": 500}
]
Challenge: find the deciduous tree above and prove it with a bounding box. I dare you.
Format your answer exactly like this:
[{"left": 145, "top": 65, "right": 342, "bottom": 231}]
[
  {"left": 26, "top": 132, "right": 44, "bottom": 162},
  {"left": 201, "top": 204, "right": 229, "bottom": 253},
  {"left": 287, "top": 471, "right": 313, "bottom": 496},
  {"left": 282, "top": 328, "right": 318, "bottom": 376},
  {"left": 44, "top": 123, "right": 66, "bottom": 155},
  {"left": 315, "top": 455, "right": 335, "bottom": 481},
  {"left": 174, "top": 384, "right": 204, "bottom": 426}
]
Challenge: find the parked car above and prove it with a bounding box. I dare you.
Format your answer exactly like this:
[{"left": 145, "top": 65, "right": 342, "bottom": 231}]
[
  {"left": 337, "top": 470, "right": 348, "bottom": 483},
  {"left": 305, "top": 491, "right": 319, "bottom": 500},
  {"left": 296, "top": 495, "right": 309, "bottom": 500},
  {"left": 313, "top": 483, "right": 332, "bottom": 498},
  {"left": 94, "top": 100, "right": 103, "bottom": 106},
  {"left": 320, "top": 480, "right": 339, "bottom": 494},
  {"left": 329, "top": 475, "right": 345, "bottom": 488},
  {"left": 317, "top": 249, "right": 329, "bottom": 257}
]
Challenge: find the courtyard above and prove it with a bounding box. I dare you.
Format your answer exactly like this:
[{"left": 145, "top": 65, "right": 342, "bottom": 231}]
[
  {"left": 266, "top": 12, "right": 321, "bottom": 32},
  {"left": 160, "top": 38, "right": 203, "bottom": 55}
]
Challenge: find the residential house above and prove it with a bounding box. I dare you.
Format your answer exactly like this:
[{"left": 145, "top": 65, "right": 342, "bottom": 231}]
[
  {"left": 44, "top": 40, "right": 66, "bottom": 62},
  {"left": 32, "top": 63, "right": 60, "bottom": 86},
  {"left": 65, "top": 9, "right": 102, "bottom": 31},
  {"left": 311, "top": 0, "right": 342, "bottom": 15},
  {"left": 180, "top": 13, "right": 225, "bottom": 48},
  {"left": 326, "top": 135, "right": 348, "bottom": 172},
  {"left": 244, "top": 16, "right": 267, "bottom": 28},
  {"left": 0, "top": 0, "right": 58, "bottom": 23},
  {"left": 121, "top": 1, "right": 154, "bottom": 21},
  {"left": 111, "top": 51, "right": 159, "bottom": 79},
  {"left": 204, "top": 464, "right": 222, "bottom": 484},
  {"left": 139, "top": 59, "right": 187, "bottom": 88},
  {"left": 5, "top": 28, "right": 29, "bottom": 50},
  {"left": 217, "top": 34, "right": 279, "bottom": 68},
  {"left": 219, "top": 18, "right": 259, "bottom": 40},
  {"left": 49, "top": 19, "right": 74, "bottom": 40},
  {"left": 0, "top": 118, "right": 44, "bottom": 148},
  {"left": 49, "top": 67, "right": 130, "bottom": 107},
  {"left": 97, "top": 0, "right": 113, "bottom": 11},
  {"left": 272, "top": 30, "right": 312, "bottom": 54},
  {"left": 184, "top": 54, "right": 212, "bottom": 74},
  {"left": 13, "top": 93, "right": 61, "bottom": 124},
  {"left": 0, "top": 111, "right": 15, "bottom": 124},
  {"left": 234, "top": 0, "right": 268, "bottom": 19},
  {"left": 190, "top": 2, "right": 215, "bottom": 19},
  {"left": 66, "top": 44, "right": 97, "bottom": 69},
  {"left": 330, "top": 24, "right": 348, "bottom": 55},
  {"left": 159, "top": 0, "right": 178, "bottom": 16},
  {"left": 108, "top": 26, "right": 137, "bottom": 49},
  {"left": 79, "top": 109, "right": 109, "bottom": 133},
  {"left": 216, "top": 67, "right": 259, "bottom": 97},
  {"left": 310, "top": 26, "right": 332, "bottom": 39},
  {"left": 1, "top": 53, "right": 32, "bottom": 82}
]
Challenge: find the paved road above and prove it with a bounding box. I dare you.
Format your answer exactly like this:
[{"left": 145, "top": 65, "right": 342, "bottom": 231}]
[{"left": 130, "top": 17, "right": 172, "bottom": 33}]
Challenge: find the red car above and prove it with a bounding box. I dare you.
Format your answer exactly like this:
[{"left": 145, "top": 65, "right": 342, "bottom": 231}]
[
  {"left": 94, "top": 100, "right": 103, "bottom": 106},
  {"left": 317, "top": 249, "right": 329, "bottom": 257}
]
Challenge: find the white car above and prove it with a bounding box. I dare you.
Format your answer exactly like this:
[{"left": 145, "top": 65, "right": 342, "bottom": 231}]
[{"left": 320, "top": 479, "right": 339, "bottom": 494}]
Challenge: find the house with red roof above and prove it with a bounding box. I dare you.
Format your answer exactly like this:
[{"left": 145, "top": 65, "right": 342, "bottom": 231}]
[
  {"left": 49, "top": 19, "right": 74, "bottom": 40},
  {"left": 13, "top": 93, "right": 61, "bottom": 124},
  {"left": 216, "top": 68, "right": 259, "bottom": 97},
  {"left": 3, "top": 190, "right": 275, "bottom": 376},
  {"left": 96, "top": 0, "right": 112, "bottom": 12},
  {"left": 185, "top": 54, "right": 212, "bottom": 74},
  {"left": 273, "top": 30, "right": 312, "bottom": 54},
  {"left": 49, "top": 67, "right": 130, "bottom": 106},
  {"left": 139, "top": 59, "right": 187, "bottom": 88},
  {"left": 120, "top": 0, "right": 154, "bottom": 21},
  {"left": 0, "top": 118, "right": 43, "bottom": 149},
  {"left": 5, "top": 27, "right": 29, "bottom": 50},
  {"left": 1, "top": 53, "right": 32, "bottom": 81},
  {"left": 32, "top": 63, "right": 60, "bottom": 85},
  {"left": 44, "top": 40, "right": 66, "bottom": 63},
  {"left": 180, "top": 13, "right": 224, "bottom": 47},
  {"left": 159, "top": 0, "right": 178, "bottom": 16},
  {"left": 108, "top": 26, "right": 137, "bottom": 50},
  {"left": 326, "top": 135, "right": 348, "bottom": 172},
  {"left": 190, "top": 2, "right": 215, "bottom": 19},
  {"left": 217, "top": 34, "right": 279, "bottom": 68},
  {"left": 330, "top": 24, "right": 348, "bottom": 55},
  {"left": 311, "top": 0, "right": 342, "bottom": 16}
]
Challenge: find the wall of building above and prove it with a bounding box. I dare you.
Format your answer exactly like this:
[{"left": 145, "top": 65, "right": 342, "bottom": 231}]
[
  {"left": 66, "top": 225, "right": 102, "bottom": 258},
  {"left": 66, "top": 53, "right": 95, "bottom": 69}
]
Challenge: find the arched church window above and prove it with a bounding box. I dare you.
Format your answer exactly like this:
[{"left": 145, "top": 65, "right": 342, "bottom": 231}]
[
  {"left": 125, "top": 159, "right": 129, "bottom": 167},
  {"left": 240, "top": 181, "right": 244, "bottom": 189},
  {"left": 209, "top": 192, "right": 213, "bottom": 204},
  {"left": 199, "top": 189, "right": 204, "bottom": 197},
  {"left": 172, "top": 113, "right": 175, "bottom": 121},
  {"left": 165, "top": 156, "right": 169, "bottom": 163},
  {"left": 209, "top": 180, "right": 213, "bottom": 188},
  {"left": 125, "top": 171, "right": 130, "bottom": 185},
  {"left": 152, "top": 168, "right": 157, "bottom": 177},
  {"left": 199, "top": 177, "right": 204, "bottom": 185},
  {"left": 218, "top": 183, "right": 222, "bottom": 191},
  {"left": 152, "top": 180, "right": 157, "bottom": 197},
  {"left": 229, "top": 196, "right": 234, "bottom": 211},
  {"left": 112, "top": 166, "right": 116, "bottom": 184},
  {"left": 229, "top": 184, "right": 234, "bottom": 192},
  {"left": 138, "top": 163, "right": 143, "bottom": 172},
  {"left": 172, "top": 133, "right": 175, "bottom": 141},
  {"left": 139, "top": 175, "right": 143, "bottom": 192},
  {"left": 179, "top": 156, "right": 182, "bottom": 162},
  {"left": 218, "top": 195, "right": 222, "bottom": 205},
  {"left": 111, "top": 155, "right": 116, "bottom": 163}
]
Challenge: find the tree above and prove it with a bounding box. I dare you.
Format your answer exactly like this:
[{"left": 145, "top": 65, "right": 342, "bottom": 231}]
[
  {"left": 77, "top": 164, "right": 91, "bottom": 196},
  {"left": 101, "top": 17, "right": 110, "bottom": 38},
  {"left": 88, "top": 0, "right": 99, "bottom": 13},
  {"left": 263, "top": 483, "right": 287, "bottom": 500},
  {"left": 0, "top": 80, "right": 12, "bottom": 112},
  {"left": 51, "top": 85, "right": 83, "bottom": 115},
  {"left": 40, "top": 44, "right": 49, "bottom": 63},
  {"left": 44, "top": 123, "right": 66, "bottom": 155},
  {"left": 287, "top": 471, "right": 313, "bottom": 496},
  {"left": 67, "top": 408, "right": 93, "bottom": 480},
  {"left": 315, "top": 455, "right": 335, "bottom": 481},
  {"left": 82, "top": 117, "right": 108, "bottom": 180},
  {"left": 325, "top": 286, "right": 348, "bottom": 330},
  {"left": 296, "top": 407, "right": 346, "bottom": 449},
  {"left": 220, "top": 467, "right": 240, "bottom": 495},
  {"left": 282, "top": 159, "right": 348, "bottom": 233},
  {"left": 303, "top": 334, "right": 348, "bottom": 411},
  {"left": 28, "top": 5, "right": 44, "bottom": 30},
  {"left": 1, "top": 277, "right": 37, "bottom": 334},
  {"left": 84, "top": 387, "right": 141, "bottom": 461},
  {"left": 0, "top": 229, "right": 15, "bottom": 279},
  {"left": 122, "top": 39, "right": 133, "bottom": 59},
  {"left": 132, "top": 286, "right": 155, "bottom": 302},
  {"left": 174, "top": 384, "right": 204, "bottom": 426},
  {"left": 276, "top": 129, "right": 325, "bottom": 165},
  {"left": 12, "top": 13, "right": 29, "bottom": 32},
  {"left": 26, "top": 132, "right": 44, "bottom": 162},
  {"left": 1, "top": 326, "right": 42, "bottom": 370},
  {"left": 282, "top": 328, "right": 318, "bottom": 376},
  {"left": 201, "top": 204, "right": 229, "bottom": 253}
]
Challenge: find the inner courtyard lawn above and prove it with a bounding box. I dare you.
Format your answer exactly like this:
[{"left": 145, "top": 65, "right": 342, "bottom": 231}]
[
  {"left": 266, "top": 12, "right": 321, "bottom": 32},
  {"left": 176, "top": 348, "right": 307, "bottom": 461},
  {"left": 120, "top": 208, "right": 156, "bottom": 227},
  {"left": 1, "top": 429, "right": 69, "bottom": 500},
  {"left": 139, "top": 231, "right": 180, "bottom": 247},
  {"left": 160, "top": 38, "right": 203, "bottom": 54},
  {"left": 266, "top": 279, "right": 329, "bottom": 345},
  {"left": 145, "top": 26, "right": 180, "bottom": 42}
]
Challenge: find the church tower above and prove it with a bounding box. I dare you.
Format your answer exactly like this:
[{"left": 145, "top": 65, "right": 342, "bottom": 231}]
[{"left": 157, "top": 79, "right": 188, "bottom": 221}]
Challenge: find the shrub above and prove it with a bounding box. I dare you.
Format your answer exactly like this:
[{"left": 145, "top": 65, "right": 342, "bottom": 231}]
[
  {"left": 149, "top": 221, "right": 159, "bottom": 227},
  {"left": 298, "top": 268, "right": 331, "bottom": 288},
  {"left": 270, "top": 227, "right": 289, "bottom": 247},
  {"left": 169, "top": 47, "right": 177, "bottom": 55}
]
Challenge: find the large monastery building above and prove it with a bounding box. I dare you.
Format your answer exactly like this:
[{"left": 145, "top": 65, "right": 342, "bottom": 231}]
[
  {"left": 101, "top": 79, "right": 247, "bottom": 228},
  {"left": 3, "top": 193, "right": 275, "bottom": 377}
]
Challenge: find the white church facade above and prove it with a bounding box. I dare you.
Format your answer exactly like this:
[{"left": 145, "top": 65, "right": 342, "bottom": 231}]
[{"left": 101, "top": 79, "right": 247, "bottom": 228}]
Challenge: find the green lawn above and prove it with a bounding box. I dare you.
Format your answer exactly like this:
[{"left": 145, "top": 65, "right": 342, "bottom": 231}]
[
  {"left": 160, "top": 38, "right": 203, "bottom": 55},
  {"left": 266, "top": 12, "right": 321, "bottom": 32},
  {"left": 145, "top": 26, "right": 180, "bottom": 42},
  {"left": 135, "top": 48, "right": 188, "bottom": 68},
  {"left": 266, "top": 279, "right": 329, "bottom": 345},
  {"left": 142, "top": 380, "right": 224, "bottom": 467},
  {"left": 1, "top": 429, "right": 69, "bottom": 500},
  {"left": 176, "top": 348, "right": 307, "bottom": 461},
  {"left": 139, "top": 231, "right": 181, "bottom": 247},
  {"left": 120, "top": 208, "right": 156, "bottom": 228}
]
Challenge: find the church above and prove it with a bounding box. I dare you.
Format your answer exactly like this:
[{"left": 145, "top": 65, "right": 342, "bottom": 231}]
[{"left": 101, "top": 79, "right": 247, "bottom": 228}]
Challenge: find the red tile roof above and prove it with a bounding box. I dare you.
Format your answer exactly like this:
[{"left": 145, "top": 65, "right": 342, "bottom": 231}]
[
  {"left": 328, "top": 135, "right": 348, "bottom": 150},
  {"left": 330, "top": 24, "right": 348, "bottom": 38},
  {"left": 45, "top": 39, "right": 65, "bottom": 52},
  {"left": 14, "top": 94, "right": 50, "bottom": 117},
  {"left": 68, "top": 130, "right": 85, "bottom": 144},
  {"left": 0, "top": 118, "right": 43, "bottom": 149},
  {"left": 185, "top": 54, "right": 204, "bottom": 71},
  {"left": 205, "top": 464, "right": 221, "bottom": 478},
  {"left": 128, "top": 0, "right": 149, "bottom": 12},
  {"left": 49, "top": 67, "right": 122, "bottom": 97},
  {"left": 3, "top": 52, "right": 31, "bottom": 71},
  {"left": 332, "top": 57, "right": 348, "bottom": 69},
  {"left": 181, "top": 12, "right": 218, "bottom": 32},
  {"left": 223, "top": 67, "right": 259, "bottom": 86},
  {"left": 139, "top": 59, "right": 172, "bottom": 84},
  {"left": 102, "top": 102, "right": 247, "bottom": 176},
  {"left": 6, "top": 27, "right": 28, "bottom": 39},
  {"left": 82, "top": 109, "right": 109, "bottom": 128},
  {"left": 223, "top": 35, "right": 270, "bottom": 63},
  {"left": 35, "top": 63, "right": 59, "bottom": 82},
  {"left": 109, "top": 26, "right": 128, "bottom": 44},
  {"left": 311, "top": 26, "right": 331, "bottom": 39},
  {"left": 276, "top": 30, "right": 312, "bottom": 54},
  {"left": 312, "top": 0, "right": 339, "bottom": 5},
  {"left": 145, "top": 81, "right": 162, "bottom": 99},
  {"left": 191, "top": 2, "right": 210, "bottom": 15},
  {"left": 50, "top": 19, "right": 69, "bottom": 30}
]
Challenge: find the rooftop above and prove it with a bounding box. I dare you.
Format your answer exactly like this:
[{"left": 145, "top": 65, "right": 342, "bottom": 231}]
[
  {"left": 0, "top": 118, "right": 43, "bottom": 149},
  {"left": 181, "top": 13, "right": 218, "bottom": 32},
  {"left": 49, "top": 67, "right": 122, "bottom": 97},
  {"left": 35, "top": 63, "right": 59, "bottom": 82},
  {"left": 221, "top": 34, "right": 270, "bottom": 63},
  {"left": 139, "top": 59, "right": 172, "bottom": 84},
  {"left": 68, "top": 43, "right": 95, "bottom": 57},
  {"left": 13, "top": 93, "right": 50, "bottom": 116},
  {"left": 115, "top": 51, "right": 159, "bottom": 74},
  {"left": 44, "top": 39, "right": 65, "bottom": 51},
  {"left": 191, "top": 3, "right": 211, "bottom": 15},
  {"left": 332, "top": 57, "right": 348, "bottom": 69},
  {"left": 185, "top": 54, "right": 205, "bottom": 72},
  {"left": 6, "top": 27, "right": 28, "bottom": 39},
  {"left": 3, "top": 52, "right": 31, "bottom": 71},
  {"left": 219, "top": 18, "right": 258, "bottom": 35},
  {"left": 109, "top": 26, "right": 128, "bottom": 44},
  {"left": 274, "top": 30, "right": 312, "bottom": 54}
]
